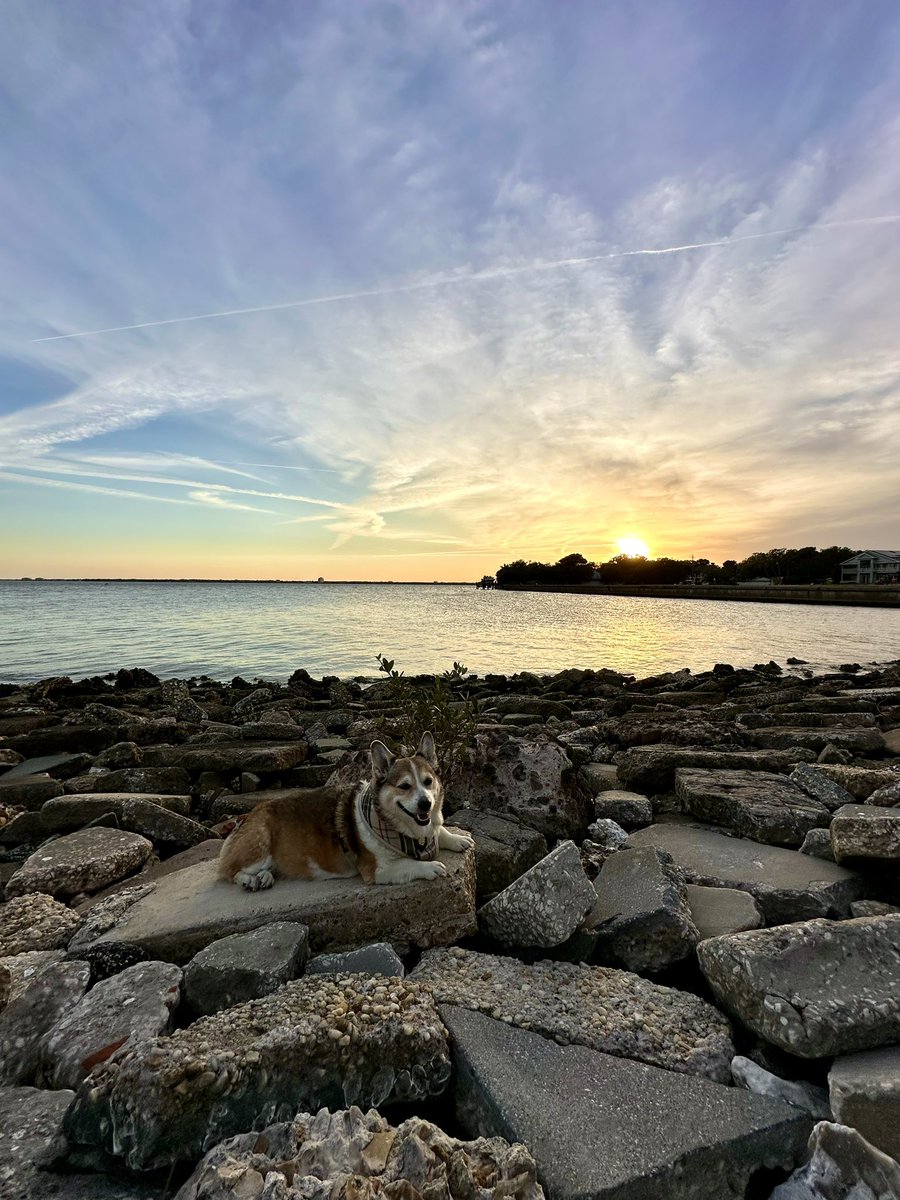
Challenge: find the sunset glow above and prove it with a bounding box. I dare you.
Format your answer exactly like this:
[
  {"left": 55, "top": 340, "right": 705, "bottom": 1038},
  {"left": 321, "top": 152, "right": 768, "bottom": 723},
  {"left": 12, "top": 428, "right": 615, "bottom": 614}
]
[{"left": 617, "top": 537, "right": 651, "bottom": 559}]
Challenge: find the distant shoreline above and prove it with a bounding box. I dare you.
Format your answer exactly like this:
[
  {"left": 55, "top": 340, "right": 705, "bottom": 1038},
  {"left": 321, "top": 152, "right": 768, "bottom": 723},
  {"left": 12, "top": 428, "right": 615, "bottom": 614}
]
[
  {"left": 2, "top": 578, "right": 468, "bottom": 585},
  {"left": 500, "top": 581, "right": 900, "bottom": 609}
]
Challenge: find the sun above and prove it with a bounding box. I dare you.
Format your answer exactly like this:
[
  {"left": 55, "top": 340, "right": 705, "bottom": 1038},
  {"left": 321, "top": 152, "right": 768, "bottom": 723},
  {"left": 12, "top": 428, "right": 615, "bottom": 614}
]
[{"left": 617, "top": 536, "right": 651, "bottom": 558}]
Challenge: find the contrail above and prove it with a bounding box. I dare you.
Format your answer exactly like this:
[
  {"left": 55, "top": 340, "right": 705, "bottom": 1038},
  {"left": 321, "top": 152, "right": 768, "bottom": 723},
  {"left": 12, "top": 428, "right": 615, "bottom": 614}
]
[{"left": 33, "top": 214, "right": 900, "bottom": 343}]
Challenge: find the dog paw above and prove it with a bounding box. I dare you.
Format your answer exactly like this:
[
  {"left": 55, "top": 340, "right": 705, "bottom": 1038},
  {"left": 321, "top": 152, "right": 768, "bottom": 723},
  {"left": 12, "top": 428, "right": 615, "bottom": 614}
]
[
  {"left": 237, "top": 869, "right": 274, "bottom": 891},
  {"left": 420, "top": 860, "right": 448, "bottom": 879},
  {"left": 443, "top": 831, "right": 475, "bottom": 853}
]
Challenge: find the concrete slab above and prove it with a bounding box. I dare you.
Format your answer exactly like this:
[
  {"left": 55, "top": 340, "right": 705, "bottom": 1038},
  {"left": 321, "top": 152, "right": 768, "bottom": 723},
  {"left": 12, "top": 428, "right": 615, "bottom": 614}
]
[
  {"left": 443, "top": 1005, "right": 810, "bottom": 1200},
  {"left": 91, "top": 849, "right": 476, "bottom": 963}
]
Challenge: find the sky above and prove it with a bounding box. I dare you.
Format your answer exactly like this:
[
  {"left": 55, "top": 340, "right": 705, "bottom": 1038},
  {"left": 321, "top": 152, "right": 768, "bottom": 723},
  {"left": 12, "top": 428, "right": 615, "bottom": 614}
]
[{"left": 2, "top": 0, "right": 900, "bottom": 582}]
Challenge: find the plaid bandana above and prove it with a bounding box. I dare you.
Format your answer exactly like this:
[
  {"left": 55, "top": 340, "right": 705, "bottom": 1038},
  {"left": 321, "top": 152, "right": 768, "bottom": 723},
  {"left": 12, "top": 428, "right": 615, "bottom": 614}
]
[{"left": 356, "top": 782, "right": 438, "bottom": 862}]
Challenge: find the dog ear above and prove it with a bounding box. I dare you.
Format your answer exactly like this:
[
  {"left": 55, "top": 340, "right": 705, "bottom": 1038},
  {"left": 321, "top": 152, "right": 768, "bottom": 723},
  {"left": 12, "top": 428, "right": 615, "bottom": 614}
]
[
  {"left": 370, "top": 740, "right": 395, "bottom": 781},
  {"left": 417, "top": 731, "right": 438, "bottom": 767}
]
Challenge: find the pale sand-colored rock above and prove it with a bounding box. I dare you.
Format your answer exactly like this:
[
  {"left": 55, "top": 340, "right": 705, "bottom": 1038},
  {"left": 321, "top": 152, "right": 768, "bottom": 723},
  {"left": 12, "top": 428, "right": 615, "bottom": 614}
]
[{"left": 5, "top": 827, "right": 153, "bottom": 899}]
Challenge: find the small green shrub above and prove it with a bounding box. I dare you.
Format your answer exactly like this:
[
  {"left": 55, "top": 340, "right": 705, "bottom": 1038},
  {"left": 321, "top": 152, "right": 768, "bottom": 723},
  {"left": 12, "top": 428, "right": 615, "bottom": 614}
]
[{"left": 374, "top": 654, "right": 484, "bottom": 783}]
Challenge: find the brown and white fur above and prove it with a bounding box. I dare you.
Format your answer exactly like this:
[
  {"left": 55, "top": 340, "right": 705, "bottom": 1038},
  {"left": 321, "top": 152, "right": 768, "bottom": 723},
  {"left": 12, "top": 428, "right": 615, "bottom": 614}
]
[{"left": 218, "top": 732, "right": 473, "bottom": 889}]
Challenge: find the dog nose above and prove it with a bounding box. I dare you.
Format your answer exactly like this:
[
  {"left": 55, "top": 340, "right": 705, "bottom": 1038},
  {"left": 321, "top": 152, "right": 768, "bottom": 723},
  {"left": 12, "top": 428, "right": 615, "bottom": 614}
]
[{"left": 417, "top": 797, "right": 432, "bottom": 814}]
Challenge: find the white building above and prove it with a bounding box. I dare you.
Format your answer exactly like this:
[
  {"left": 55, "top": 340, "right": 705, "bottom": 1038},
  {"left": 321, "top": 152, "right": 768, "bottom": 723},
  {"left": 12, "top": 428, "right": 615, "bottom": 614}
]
[{"left": 840, "top": 551, "right": 900, "bottom": 584}]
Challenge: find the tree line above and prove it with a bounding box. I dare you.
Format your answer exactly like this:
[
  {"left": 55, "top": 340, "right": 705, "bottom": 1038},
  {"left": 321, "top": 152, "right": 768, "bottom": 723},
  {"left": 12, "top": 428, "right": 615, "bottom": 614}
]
[{"left": 495, "top": 546, "right": 858, "bottom": 587}]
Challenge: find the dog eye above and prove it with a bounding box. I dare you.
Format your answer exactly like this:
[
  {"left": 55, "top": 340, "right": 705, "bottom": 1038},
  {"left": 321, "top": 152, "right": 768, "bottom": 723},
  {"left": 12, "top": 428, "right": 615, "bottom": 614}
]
[
  {"left": 423, "top": 777, "right": 433, "bottom": 787},
  {"left": 399, "top": 782, "right": 412, "bottom": 790}
]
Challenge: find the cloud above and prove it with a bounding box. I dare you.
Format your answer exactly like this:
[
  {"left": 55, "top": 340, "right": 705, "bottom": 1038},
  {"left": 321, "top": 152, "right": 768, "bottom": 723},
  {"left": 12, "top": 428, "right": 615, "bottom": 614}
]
[{"left": 187, "top": 490, "right": 276, "bottom": 514}]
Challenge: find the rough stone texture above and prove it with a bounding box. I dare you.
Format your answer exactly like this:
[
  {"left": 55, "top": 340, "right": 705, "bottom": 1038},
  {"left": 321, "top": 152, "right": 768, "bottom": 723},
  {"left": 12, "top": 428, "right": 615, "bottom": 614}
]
[
  {"left": 789, "top": 764, "right": 857, "bottom": 811},
  {"left": 5, "top": 827, "right": 153, "bottom": 899},
  {"left": 66, "top": 766, "right": 192, "bottom": 795},
  {"left": 592, "top": 847, "right": 699, "bottom": 971},
  {"left": 412, "top": 947, "right": 734, "bottom": 1082},
  {"left": 592, "top": 789, "right": 653, "bottom": 828},
  {"left": 40, "top": 791, "right": 190, "bottom": 833},
  {"left": 850, "top": 899, "right": 900, "bottom": 918},
  {"left": 868, "top": 779, "right": 900, "bottom": 807},
  {"left": 447, "top": 808, "right": 548, "bottom": 899},
  {"left": 814, "top": 764, "right": 900, "bottom": 800},
  {"left": 478, "top": 841, "right": 595, "bottom": 948},
  {"left": 0, "top": 772, "right": 64, "bottom": 810},
  {"left": 830, "top": 803, "right": 900, "bottom": 862},
  {"left": 731, "top": 1056, "right": 832, "bottom": 1120},
  {"left": 0, "top": 1085, "right": 74, "bottom": 1197},
  {"left": 451, "top": 732, "right": 592, "bottom": 840},
  {"left": 0, "top": 949, "right": 66, "bottom": 1003},
  {"left": 184, "top": 922, "right": 309, "bottom": 1015},
  {"left": 443, "top": 1005, "right": 810, "bottom": 1200},
  {"left": 307, "top": 942, "right": 405, "bottom": 978},
  {"left": 617, "top": 746, "right": 816, "bottom": 794},
  {"left": 686, "top": 884, "right": 763, "bottom": 940},
  {"left": 144, "top": 741, "right": 308, "bottom": 773},
  {"left": 64, "top": 974, "right": 451, "bottom": 1170},
  {"left": 675, "top": 768, "right": 829, "bottom": 848},
  {"left": 586, "top": 818, "right": 629, "bottom": 848},
  {"left": 74, "top": 941, "right": 151, "bottom": 984},
  {"left": 0, "top": 892, "right": 82, "bottom": 954},
  {"left": 746, "top": 726, "right": 886, "bottom": 754},
  {"left": 120, "top": 796, "right": 212, "bottom": 849},
  {"left": 770, "top": 1121, "right": 900, "bottom": 1200},
  {"left": 627, "top": 822, "right": 863, "bottom": 925},
  {"left": 87, "top": 851, "right": 475, "bottom": 964},
  {"left": 0, "top": 959, "right": 90, "bottom": 1084},
  {"left": 799, "top": 828, "right": 836, "bottom": 861},
  {"left": 177, "top": 1105, "right": 544, "bottom": 1200},
  {"left": 829, "top": 1046, "right": 900, "bottom": 1161},
  {"left": 1, "top": 751, "right": 86, "bottom": 780},
  {"left": 45, "top": 960, "right": 182, "bottom": 1091},
  {"left": 698, "top": 916, "right": 900, "bottom": 1058}
]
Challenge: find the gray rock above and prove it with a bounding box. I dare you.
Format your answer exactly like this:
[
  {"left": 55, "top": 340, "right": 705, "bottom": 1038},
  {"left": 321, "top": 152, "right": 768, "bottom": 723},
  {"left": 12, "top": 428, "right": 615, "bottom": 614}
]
[
  {"left": 184, "top": 922, "right": 309, "bottom": 1015},
  {"left": 850, "top": 899, "right": 900, "bottom": 917},
  {"left": 799, "top": 828, "right": 836, "bottom": 861},
  {"left": 731, "top": 1055, "right": 832, "bottom": 1119},
  {"left": 64, "top": 974, "right": 451, "bottom": 1170},
  {"left": 443, "top": 1005, "right": 810, "bottom": 1200},
  {"left": 1, "top": 752, "right": 89, "bottom": 780},
  {"left": 592, "top": 789, "right": 654, "bottom": 828},
  {"left": 746, "top": 727, "right": 886, "bottom": 754},
  {"left": 5, "top": 827, "right": 153, "bottom": 899},
  {"left": 0, "top": 892, "right": 82, "bottom": 954},
  {"left": 446, "top": 808, "right": 548, "bottom": 899},
  {"left": 94, "top": 741, "right": 144, "bottom": 769},
  {"left": 0, "top": 959, "right": 90, "bottom": 1084},
  {"left": 0, "top": 1085, "right": 74, "bottom": 1196},
  {"left": 617, "top": 746, "right": 817, "bottom": 794},
  {"left": 868, "top": 779, "right": 900, "bottom": 807},
  {"left": 144, "top": 741, "right": 308, "bottom": 773},
  {"left": 413, "top": 947, "right": 734, "bottom": 1082},
  {"left": 46, "top": 960, "right": 182, "bottom": 1089},
  {"left": 586, "top": 817, "right": 630, "bottom": 848},
  {"left": 829, "top": 1046, "right": 900, "bottom": 1161},
  {"left": 698, "top": 916, "right": 900, "bottom": 1058},
  {"left": 580, "top": 762, "right": 620, "bottom": 792},
  {"left": 770, "top": 1121, "right": 900, "bottom": 1200},
  {"left": 830, "top": 804, "right": 900, "bottom": 862},
  {"left": 87, "top": 850, "right": 475, "bottom": 963},
  {"left": 176, "top": 1104, "right": 544, "bottom": 1200},
  {"left": 627, "top": 822, "right": 863, "bottom": 924},
  {"left": 790, "top": 764, "right": 857, "bottom": 811},
  {"left": 592, "top": 847, "right": 699, "bottom": 971},
  {"left": 230, "top": 686, "right": 273, "bottom": 717},
  {"left": 686, "top": 884, "right": 763, "bottom": 940},
  {"left": 40, "top": 791, "right": 191, "bottom": 833},
  {"left": 67, "top": 766, "right": 192, "bottom": 795},
  {"left": 479, "top": 841, "right": 595, "bottom": 948},
  {"left": 0, "top": 772, "right": 64, "bottom": 810},
  {"left": 675, "top": 768, "right": 829, "bottom": 848},
  {"left": 306, "top": 942, "right": 404, "bottom": 977},
  {"left": 814, "top": 764, "right": 900, "bottom": 800},
  {"left": 0, "top": 949, "right": 66, "bottom": 1002},
  {"left": 120, "top": 797, "right": 211, "bottom": 849}
]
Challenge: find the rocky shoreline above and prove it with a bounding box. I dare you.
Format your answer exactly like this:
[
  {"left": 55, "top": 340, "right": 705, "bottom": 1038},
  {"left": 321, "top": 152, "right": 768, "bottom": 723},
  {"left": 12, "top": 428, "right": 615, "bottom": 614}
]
[{"left": 1, "top": 659, "right": 899, "bottom": 1199}]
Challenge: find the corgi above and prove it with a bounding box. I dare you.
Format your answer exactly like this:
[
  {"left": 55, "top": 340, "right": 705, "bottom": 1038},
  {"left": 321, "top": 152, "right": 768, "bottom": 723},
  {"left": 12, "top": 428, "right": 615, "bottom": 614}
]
[{"left": 218, "top": 732, "right": 474, "bottom": 888}]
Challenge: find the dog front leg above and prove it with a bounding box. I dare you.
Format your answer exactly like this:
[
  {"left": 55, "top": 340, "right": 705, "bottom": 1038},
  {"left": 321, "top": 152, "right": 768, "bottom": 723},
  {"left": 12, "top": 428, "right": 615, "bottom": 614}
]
[
  {"left": 374, "top": 858, "right": 447, "bottom": 886},
  {"left": 437, "top": 825, "right": 474, "bottom": 853}
]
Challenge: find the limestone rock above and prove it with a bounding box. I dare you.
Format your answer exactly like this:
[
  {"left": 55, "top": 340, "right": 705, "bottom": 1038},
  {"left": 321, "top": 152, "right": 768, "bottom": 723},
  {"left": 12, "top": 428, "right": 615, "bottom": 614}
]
[
  {"left": 628, "top": 823, "right": 863, "bottom": 924},
  {"left": 40, "top": 791, "right": 191, "bottom": 834},
  {"left": 0, "top": 949, "right": 66, "bottom": 1002},
  {"left": 66, "top": 766, "right": 192, "bottom": 795},
  {"left": 830, "top": 804, "right": 900, "bottom": 862},
  {"left": 120, "top": 796, "right": 212, "bottom": 849},
  {"left": 799, "top": 828, "right": 836, "bottom": 861},
  {"left": 592, "top": 789, "right": 653, "bottom": 828},
  {"left": 478, "top": 841, "right": 595, "bottom": 948},
  {"left": 46, "top": 960, "right": 183, "bottom": 1089},
  {"left": 145, "top": 741, "right": 308, "bottom": 773},
  {"left": 698, "top": 916, "right": 900, "bottom": 1058},
  {"left": 184, "top": 922, "right": 309, "bottom": 1015},
  {"left": 64, "top": 974, "right": 451, "bottom": 1170},
  {"left": 617, "top": 746, "right": 816, "bottom": 794},
  {"left": 829, "top": 1046, "right": 900, "bottom": 1161},
  {"left": 443, "top": 1006, "right": 809, "bottom": 1200},
  {"left": 790, "top": 764, "right": 857, "bottom": 811},
  {"left": 0, "top": 959, "right": 89, "bottom": 1084},
  {"left": 770, "top": 1121, "right": 900, "bottom": 1200},
  {"left": 446, "top": 808, "right": 548, "bottom": 899},
  {"left": 592, "top": 846, "right": 699, "bottom": 971},
  {"left": 675, "top": 768, "right": 829, "bottom": 848},
  {"left": 731, "top": 1055, "right": 831, "bottom": 1120},
  {"left": 5, "top": 827, "right": 153, "bottom": 899},
  {"left": 0, "top": 1086, "right": 74, "bottom": 1197},
  {"left": 746, "top": 727, "right": 886, "bottom": 754},
  {"left": 307, "top": 942, "right": 404, "bottom": 977},
  {"left": 177, "top": 1105, "right": 544, "bottom": 1200},
  {"left": 686, "top": 884, "right": 763, "bottom": 940},
  {"left": 0, "top": 892, "right": 82, "bottom": 954},
  {"left": 0, "top": 772, "right": 64, "bottom": 810},
  {"left": 868, "top": 778, "right": 900, "bottom": 807},
  {"left": 86, "top": 851, "right": 475, "bottom": 963},
  {"left": 814, "top": 764, "right": 900, "bottom": 800},
  {"left": 413, "top": 946, "right": 734, "bottom": 1082}
]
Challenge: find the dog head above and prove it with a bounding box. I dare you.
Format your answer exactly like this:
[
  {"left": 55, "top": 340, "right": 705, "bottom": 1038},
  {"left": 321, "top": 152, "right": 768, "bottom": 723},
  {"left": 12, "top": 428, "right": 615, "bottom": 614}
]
[{"left": 369, "top": 732, "right": 442, "bottom": 840}]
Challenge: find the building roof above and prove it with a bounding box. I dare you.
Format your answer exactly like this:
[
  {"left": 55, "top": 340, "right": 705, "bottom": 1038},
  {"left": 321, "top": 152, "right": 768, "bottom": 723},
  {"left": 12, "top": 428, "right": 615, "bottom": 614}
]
[{"left": 840, "top": 550, "right": 900, "bottom": 565}]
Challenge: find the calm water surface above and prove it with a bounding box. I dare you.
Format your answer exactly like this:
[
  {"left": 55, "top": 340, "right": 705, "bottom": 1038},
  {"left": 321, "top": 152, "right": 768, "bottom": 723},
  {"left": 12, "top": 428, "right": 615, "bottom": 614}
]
[{"left": 1, "top": 581, "right": 898, "bottom": 683}]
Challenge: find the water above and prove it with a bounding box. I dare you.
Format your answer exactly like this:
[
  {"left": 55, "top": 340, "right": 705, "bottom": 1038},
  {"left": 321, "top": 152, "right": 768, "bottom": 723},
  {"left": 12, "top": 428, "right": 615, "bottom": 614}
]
[{"left": 1, "top": 580, "right": 898, "bottom": 683}]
